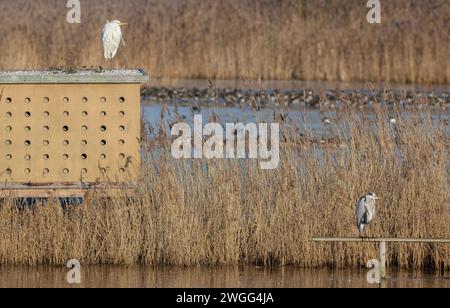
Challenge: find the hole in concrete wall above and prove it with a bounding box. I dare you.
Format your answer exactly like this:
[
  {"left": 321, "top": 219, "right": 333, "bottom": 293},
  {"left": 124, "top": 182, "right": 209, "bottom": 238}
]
[
  {"left": 43, "top": 111, "right": 50, "bottom": 117},
  {"left": 63, "top": 168, "right": 70, "bottom": 174},
  {"left": 25, "top": 126, "right": 31, "bottom": 132},
  {"left": 5, "top": 126, "right": 12, "bottom": 132},
  {"left": 5, "top": 140, "right": 12, "bottom": 146},
  {"left": 43, "top": 126, "right": 50, "bottom": 132},
  {"left": 6, "top": 154, "right": 12, "bottom": 160},
  {"left": 100, "top": 154, "right": 106, "bottom": 160},
  {"left": 25, "top": 168, "right": 31, "bottom": 174},
  {"left": 24, "top": 140, "right": 31, "bottom": 146},
  {"left": 81, "top": 168, "right": 87, "bottom": 175},
  {"left": 82, "top": 97, "right": 88, "bottom": 103},
  {"left": 81, "top": 125, "right": 88, "bottom": 132},
  {"left": 100, "top": 140, "right": 107, "bottom": 146},
  {"left": 43, "top": 97, "right": 49, "bottom": 103},
  {"left": 100, "top": 168, "right": 107, "bottom": 174},
  {"left": 119, "top": 168, "right": 126, "bottom": 173},
  {"left": 63, "top": 154, "right": 69, "bottom": 160},
  {"left": 100, "top": 97, "right": 107, "bottom": 103},
  {"left": 100, "top": 125, "right": 107, "bottom": 132},
  {"left": 25, "top": 112, "right": 31, "bottom": 117},
  {"left": 6, "top": 98, "right": 12, "bottom": 103},
  {"left": 119, "top": 97, "right": 125, "bottom": 103},
  {"left": 81, "top": 154, "right": 88, "bottom": 160},
  {"left": 119, "top": 153, "right": 126, "bottom": 159},
  {"left": 81, "top": 140, "right": 87, "bottom": 146},
  {"left": 63, "top": 125, "right": 69, "bottom": 132},
  {"left": 119, "top": 139, "right": 125, "bottom": 145},
  {"left": 100, "top": 111, "right": 107, "bottom": 117},
  {"left": 119, "top": 125, "right": 126, "bottom": 132},
  {"left": 6, "top": 168, "right": 12, "bottom": 175},
  {"left": 63, "top": 140, "right": 69, "bottom": 146},
  {"left": 119, "top": 111, "right": 125, "bottom": 117},
  {"left": 63, "top": 111, "right": 70, "bottom": 117},
  {"left": 25, "top": 154, "right": 31, "bottom": 160},
  {"left": 82, "top": 111, "right": 88, "bottom": 117},
  {"left": 43, "top": 140, "right": 49, "bottom": 146},
  {"left": 43, "top": 169, "right": 50, "bottom": 175},
  {"left": 6, "top": 112, "right": 12, "bottom": 118},
  {"left": 63, "top": 97, "right": 69, "bottom": 103},
  {"left": 43, "top": 154, "right": 49, "bottom": 160},
  {"left": 25, "top": 97, "right": 31, "bottom": 104}
]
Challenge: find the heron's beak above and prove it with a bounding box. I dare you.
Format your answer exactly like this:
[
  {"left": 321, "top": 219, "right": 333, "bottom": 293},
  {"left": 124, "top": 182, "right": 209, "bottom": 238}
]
[{"left": 120, "top": 22, "right": 128, "bottom": 26}]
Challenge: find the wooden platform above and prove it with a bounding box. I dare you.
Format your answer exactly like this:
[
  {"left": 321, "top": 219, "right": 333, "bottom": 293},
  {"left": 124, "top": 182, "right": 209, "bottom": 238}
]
[
  {"left": 0, "top": 183, "right": 138, "bottom": 198},
  {"left": 312, "top": 237, "right": 450, "bottom": 281}
]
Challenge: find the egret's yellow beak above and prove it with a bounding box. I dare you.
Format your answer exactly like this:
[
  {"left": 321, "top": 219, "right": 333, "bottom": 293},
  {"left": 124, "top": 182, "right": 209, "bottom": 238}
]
[{"left": 120, "top": 22, "right": 128, "bottom": 26}]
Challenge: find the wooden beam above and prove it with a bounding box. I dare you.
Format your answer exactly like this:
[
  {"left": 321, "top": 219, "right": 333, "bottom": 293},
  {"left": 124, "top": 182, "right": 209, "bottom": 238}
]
[
  {"left": 379, "top": 241, "right": 386, "bottom": 280},
  {"left": 0, "top": 188, "right": 137, "bottom": 198},
  {"left": 0, "top": 184, "right": 138, "bottom": 198},
  {"left": 312, "top": 237, "right": 450, "bottom": 283}
]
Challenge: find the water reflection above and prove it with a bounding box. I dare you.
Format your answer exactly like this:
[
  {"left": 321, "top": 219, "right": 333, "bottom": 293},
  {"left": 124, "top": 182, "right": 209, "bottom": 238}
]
[{"left": 0, "top": 266, "right": 448, "bottom": 288}]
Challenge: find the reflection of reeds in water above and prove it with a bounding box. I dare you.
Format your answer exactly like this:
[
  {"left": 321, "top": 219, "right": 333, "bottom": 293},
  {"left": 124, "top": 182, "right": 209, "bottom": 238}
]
[
  {"left": 0, "top": 94, "right": 448, "bottom": 270},
  {"left": 0, "top": 0, "right": 448, "bottom": 84},
  {"left": 1, "top": 266, "right": 448, "bottom": 288}
]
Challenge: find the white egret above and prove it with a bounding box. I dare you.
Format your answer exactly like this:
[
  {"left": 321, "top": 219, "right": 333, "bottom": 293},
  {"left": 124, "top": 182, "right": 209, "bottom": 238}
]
[
  {"left": 102, "top": 20, "right": 127, "bottom": 59},
  {"left": 355, "top": 192, "right": 380, "bottom": 237}
]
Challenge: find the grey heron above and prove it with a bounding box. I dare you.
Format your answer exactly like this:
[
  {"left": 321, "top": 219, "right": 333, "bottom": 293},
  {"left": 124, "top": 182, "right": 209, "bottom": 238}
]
[
  {"left": 102, "top": 20, "right": 127, "bottom": 59},
  {"left": 355, "top": 192, "right": 380, "bottom": 237}
]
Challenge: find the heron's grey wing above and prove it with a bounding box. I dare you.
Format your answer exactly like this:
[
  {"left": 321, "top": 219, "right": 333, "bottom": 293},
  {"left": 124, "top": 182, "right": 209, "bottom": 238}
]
[
  {"left": 365, "top": 198, "right": 376, "bottom": 221},
  {"left": 355, "top": 198, "right": 366, "bottom": 226}
]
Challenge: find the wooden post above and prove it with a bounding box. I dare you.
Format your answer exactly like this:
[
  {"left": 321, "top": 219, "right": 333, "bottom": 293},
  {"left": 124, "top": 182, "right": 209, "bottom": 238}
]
[
  {"left": 379, "top": 241, "right": 386, "bottom": 280},
  {"left": 312, "top": 238, "right": 450, "bottom": 283}
]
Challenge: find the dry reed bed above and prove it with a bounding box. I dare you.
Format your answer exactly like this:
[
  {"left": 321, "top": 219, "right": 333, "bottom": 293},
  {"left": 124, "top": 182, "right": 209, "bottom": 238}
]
[
  {"left": 0, "top": 99, "right": 448, "bottom": 269},
  {"left": 0, "top": 0, "right": 448, "bottom": 84}
]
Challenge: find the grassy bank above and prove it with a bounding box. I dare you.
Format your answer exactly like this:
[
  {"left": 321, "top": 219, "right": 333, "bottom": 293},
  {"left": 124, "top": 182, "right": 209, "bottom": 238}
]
[
  {"left": 0, "top": 95, "right": 448, "bottom": 269},
  {"left": 0, "top": 0, "right": 448, "bottom": 84}
]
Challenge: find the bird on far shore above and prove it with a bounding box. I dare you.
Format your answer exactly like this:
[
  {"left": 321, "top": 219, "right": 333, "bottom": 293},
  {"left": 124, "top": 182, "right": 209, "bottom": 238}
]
[
  {"left": 102, "top": 20, "right": 127, "bottom": 59},
  {"left": 355, "top": 192, "right": 380, "bottom": 237}
]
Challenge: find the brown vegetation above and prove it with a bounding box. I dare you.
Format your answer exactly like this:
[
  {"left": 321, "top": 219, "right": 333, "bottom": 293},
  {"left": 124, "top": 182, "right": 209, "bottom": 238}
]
[
  {"left": 0, "top": 0, "right": 448, "bottom": 84},
  {"left": 0, "top": 95, "right": 448, "bottom": 269}
]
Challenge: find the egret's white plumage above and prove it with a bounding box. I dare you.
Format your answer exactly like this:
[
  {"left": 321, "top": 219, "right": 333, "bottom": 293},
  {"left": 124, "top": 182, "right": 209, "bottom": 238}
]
[
  {"left": 102, "top": 20, "right": 127, "bottom": 59},
  {"left": 355, "top": 192, "right": 379, "bottom": 237}
]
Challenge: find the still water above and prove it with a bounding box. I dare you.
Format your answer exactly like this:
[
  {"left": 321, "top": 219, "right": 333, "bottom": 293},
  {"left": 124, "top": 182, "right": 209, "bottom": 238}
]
[
  {"left": 0, "top": 266, "right": 448, "bottom": 288},
  {"left": 141, "top": 103, "right": 449, "bottom": 141}
]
